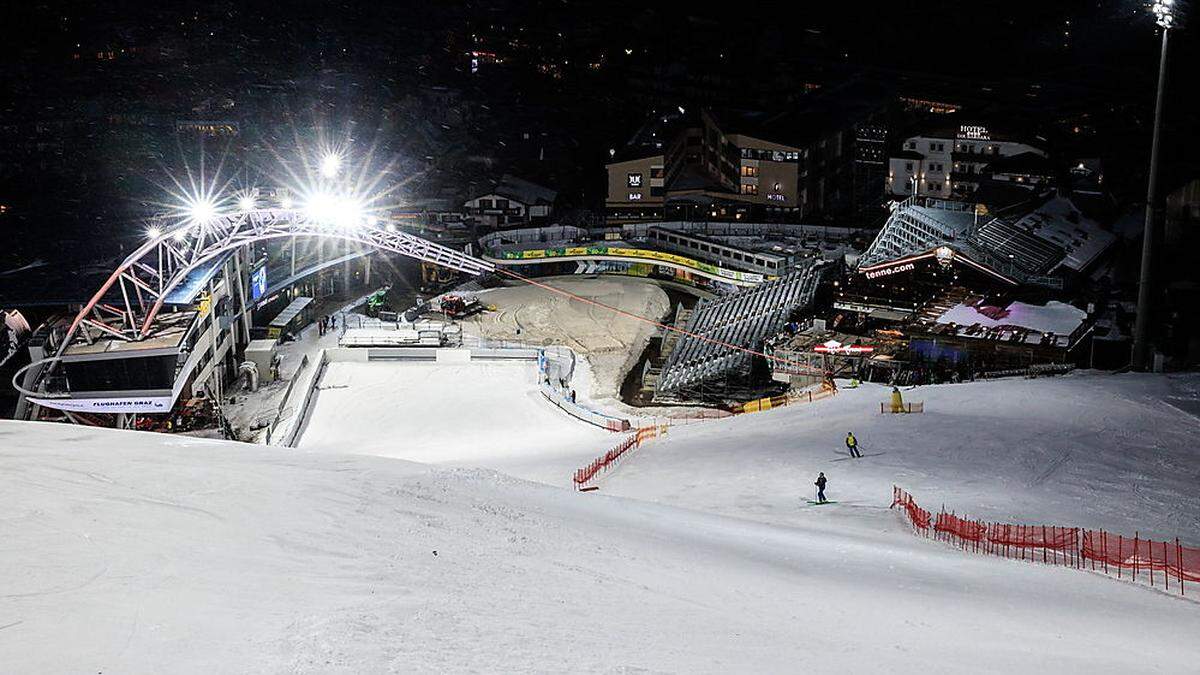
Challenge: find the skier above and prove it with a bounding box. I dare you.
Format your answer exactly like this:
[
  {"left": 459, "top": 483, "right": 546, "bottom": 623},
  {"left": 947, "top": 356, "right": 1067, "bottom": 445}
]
[
  {"left": 891, "top": 385, "right": 905, "bottom": 413},
  {"left": 845, "top": 431, "right": 862, "bottom": 458},
  {"left": 815, "top": 472, "right": 828, "bottom": 504}
]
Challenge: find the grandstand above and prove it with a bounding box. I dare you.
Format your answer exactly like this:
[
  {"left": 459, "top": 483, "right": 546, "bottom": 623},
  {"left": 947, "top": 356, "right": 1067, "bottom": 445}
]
[
  {"left": 858, "top": 196, "right": 1114, "bottom": 289},
  {"left": 654, "top": 263, "right": 828, "bottom": 402}
]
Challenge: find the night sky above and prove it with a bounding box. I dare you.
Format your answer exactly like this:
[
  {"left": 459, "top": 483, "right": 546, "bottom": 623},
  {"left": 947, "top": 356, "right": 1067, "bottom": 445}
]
[{"left": 0, "top": 1, "right": 1195, "bottom": 274}]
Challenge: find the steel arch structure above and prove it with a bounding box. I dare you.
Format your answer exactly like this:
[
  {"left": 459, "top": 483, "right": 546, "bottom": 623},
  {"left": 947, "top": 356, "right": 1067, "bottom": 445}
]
[{"left": 62, "top": 208, "right": 494, "bottom": 352}]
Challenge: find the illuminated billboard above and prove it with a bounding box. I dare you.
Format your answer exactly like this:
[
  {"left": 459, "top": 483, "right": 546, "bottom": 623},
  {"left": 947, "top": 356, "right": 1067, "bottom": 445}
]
[{"left": 250, "top": 263, "right": 268, "bottom": 302}]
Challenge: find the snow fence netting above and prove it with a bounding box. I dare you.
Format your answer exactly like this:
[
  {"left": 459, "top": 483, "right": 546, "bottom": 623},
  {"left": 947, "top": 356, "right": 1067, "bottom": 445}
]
[
  {"left": 895, "top": 486, "right": 1200, "bottom": 595},
  {"left": 1081, "top": 531, "right": 1200, "bottom": 584}
]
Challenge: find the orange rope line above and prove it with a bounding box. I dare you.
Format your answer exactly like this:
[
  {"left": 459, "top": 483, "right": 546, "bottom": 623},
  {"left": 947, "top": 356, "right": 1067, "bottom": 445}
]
[{"left": 494, "top": 268, "right": 822, "bottom": 374}]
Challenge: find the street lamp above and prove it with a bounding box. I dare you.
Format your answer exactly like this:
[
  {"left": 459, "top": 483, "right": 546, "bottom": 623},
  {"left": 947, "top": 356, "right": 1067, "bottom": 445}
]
[{"left": 1131, "top": 0, "right": 1178, "bottom": 370}]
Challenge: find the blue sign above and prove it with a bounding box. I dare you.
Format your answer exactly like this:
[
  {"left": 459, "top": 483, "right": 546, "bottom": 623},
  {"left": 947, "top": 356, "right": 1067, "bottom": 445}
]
[{"left": 251, "top": 264, "right": 268, "bottom": 302}]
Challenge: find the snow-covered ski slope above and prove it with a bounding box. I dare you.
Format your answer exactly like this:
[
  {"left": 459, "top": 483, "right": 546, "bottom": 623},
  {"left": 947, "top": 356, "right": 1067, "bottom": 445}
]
[
  {"left": 4, "top": 372, "right": 1200, "bottom": 671},
  {"left": 604, "top": 373, "right": 1200, "bottom": 541},
  {"left": 2, "top": 419, "right": 1199, "bottom": 673},
  {"left": 297, "top": 360, "right": 613, "bottom": 483}
]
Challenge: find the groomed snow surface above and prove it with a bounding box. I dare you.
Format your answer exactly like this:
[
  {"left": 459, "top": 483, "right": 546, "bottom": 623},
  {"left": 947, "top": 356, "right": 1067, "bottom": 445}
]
[
  {"left": 297, "top": 361, "right": 613, "bottom": 483},
  {"left": 3, "top": 371, "right": 1200, "bottom": 672}
]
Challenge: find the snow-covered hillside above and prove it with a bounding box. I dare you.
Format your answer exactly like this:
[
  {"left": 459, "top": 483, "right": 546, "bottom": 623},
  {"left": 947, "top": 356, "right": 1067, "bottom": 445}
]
[
  {"left": 0, "top": 417, "right": 1196, "bottom": 672},
  {"left": 3, "top": 373, "right": 1199, "bottom": 672},
  {"left": 605, "top": 373, "right": 1200, "bottom": 541}
]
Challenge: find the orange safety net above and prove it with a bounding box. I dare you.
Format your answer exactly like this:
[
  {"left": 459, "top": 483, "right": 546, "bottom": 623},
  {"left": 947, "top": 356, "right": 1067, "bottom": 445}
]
[{"left": 1081, "top": 531, "right": 1200, "bottom": 583}]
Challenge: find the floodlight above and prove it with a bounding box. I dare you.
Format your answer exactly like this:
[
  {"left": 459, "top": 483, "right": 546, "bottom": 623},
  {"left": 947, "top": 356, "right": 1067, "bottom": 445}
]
[
  {"left": 333, "top": 198, "right": 365, "bottom": 229},
  {"left": 1152, "top": 0, "right": 1175, "bottom": 28},
  {"left": 305, "top": 192, "right": 338, "bottom": 224},
  {"left": 320, "top": 152, "right": 343, "bottom": 178},
  {"left": 146, "top": 226, "right": 162, "bottom": 239},
  {"left": 187, "top": 197, "right": 217, "bottom": 224},
  {"left": 238, "top": 195, "right": 256, "bottom": 211}
]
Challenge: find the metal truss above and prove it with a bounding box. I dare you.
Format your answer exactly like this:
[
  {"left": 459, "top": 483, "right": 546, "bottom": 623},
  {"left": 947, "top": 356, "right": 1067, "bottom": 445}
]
[{"left": 62, "top": 208, "right": 495, "bottom": 352}]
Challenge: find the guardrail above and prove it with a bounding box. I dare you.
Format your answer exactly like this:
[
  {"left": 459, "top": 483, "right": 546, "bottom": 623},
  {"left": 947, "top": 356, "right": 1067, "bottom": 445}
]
[
  {"left": 537, "top": 346, "right": 631, "bottom": 432},
  {"left": 265, "top": 352, "right": 327, "bottom": 447},
  {"left": 264, "top": 354, "right": 311, "bottom": 445}
]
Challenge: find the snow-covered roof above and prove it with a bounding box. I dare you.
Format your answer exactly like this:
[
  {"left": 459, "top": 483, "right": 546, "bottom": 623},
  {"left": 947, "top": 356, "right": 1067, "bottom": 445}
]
[
  {"left": 936, "top": 300, "right": 1086, "bottom": 336},
  {"left": 1009, "top": 196, "right": 1115, "bottom": 272}
]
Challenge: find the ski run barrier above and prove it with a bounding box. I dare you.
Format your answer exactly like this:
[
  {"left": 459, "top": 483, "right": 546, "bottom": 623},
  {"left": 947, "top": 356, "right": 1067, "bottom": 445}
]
[
  {"left": 892, "top": 486, "right": 1200, "bottom": 596},
  {"left": 880, "top": 401, "right": 924, "bottom": 414},
  {"left": 572, "top": 384, "right": 842, "bottom": 488},
  {"left": 573, "top": 425, "right": 668, "bottom": 491},
  {"left": 537, "top": 347, "right": 632, "bottom": 432},
  {"left": 739, "top": 385, "right": 835, "bottom": 415}
]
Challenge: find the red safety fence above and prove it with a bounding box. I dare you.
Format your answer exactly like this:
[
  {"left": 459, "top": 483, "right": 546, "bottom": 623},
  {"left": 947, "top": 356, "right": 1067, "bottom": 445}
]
[
  {"left": 1080, "top": 531, "right": 1200, "bottom": 591},
  {"left": 891, "top": 486, "right": 932, "bottom": 532},
  {"left": 573, "top": 425, "right": 667, "bottom": 490},
  {"left": 892, "top": 486, "right": 1199, "bottom": 595}
]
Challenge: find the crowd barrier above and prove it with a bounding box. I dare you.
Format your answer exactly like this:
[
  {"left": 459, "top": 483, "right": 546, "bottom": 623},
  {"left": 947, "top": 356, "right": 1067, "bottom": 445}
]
[
  {"left": 891, "top": 486, "right": 1199, "bottom": 595},
  {"left": 573, "top": 425, "right": 667, "bottom": 490}
]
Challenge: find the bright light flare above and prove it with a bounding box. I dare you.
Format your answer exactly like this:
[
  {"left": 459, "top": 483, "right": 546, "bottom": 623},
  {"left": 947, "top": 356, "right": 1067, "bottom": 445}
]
[
  {"left": 320, "top": 152, "right": 343, "bottom": 178},
  {"left": 237, "top": 195, "right": 256, "bottom": 211},
  {"left": 304, "top": 192, "right": 364, "bottom": 229},
  {"left": 1153, "top": 0, "right": 1176, "bottom": 28},
  {"left": 305, "top": 192, "right": 338, "bottom": 223},
  {"left": 146, "top": 226, "right": 163, "bottom": 239},
  {"left": 186, "top": 197, "right": 218, "bottom": 225}
]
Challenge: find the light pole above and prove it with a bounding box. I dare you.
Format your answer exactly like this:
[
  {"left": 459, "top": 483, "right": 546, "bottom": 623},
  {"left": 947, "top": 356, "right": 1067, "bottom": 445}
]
[{"left": 1132, "top": 0, "right": 1177, "bottom": 370}]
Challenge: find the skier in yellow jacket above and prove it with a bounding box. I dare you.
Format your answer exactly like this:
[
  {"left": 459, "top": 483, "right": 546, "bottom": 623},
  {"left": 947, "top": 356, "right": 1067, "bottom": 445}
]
[
  {"left": 890, "top": 385, "right": 905, "bottom": 413},
  {"left": 845, "top": 431, "right": 862, "bottom": 458}
]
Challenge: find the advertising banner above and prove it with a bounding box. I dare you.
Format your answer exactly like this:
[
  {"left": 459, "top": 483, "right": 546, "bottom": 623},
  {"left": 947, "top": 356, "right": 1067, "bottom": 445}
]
[
  {"left": 28, "top": 395, "right": 174, "bottom": 414},
  {"left": 500, "top": 245, "right": 765, "bottom": 283}
]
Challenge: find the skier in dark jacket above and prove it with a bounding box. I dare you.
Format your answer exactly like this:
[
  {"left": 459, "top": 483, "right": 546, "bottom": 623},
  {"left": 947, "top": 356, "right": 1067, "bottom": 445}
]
[
  {"left": 845, "top": 431, "right": 861, "bottom": 458},
  {"left": 815, "top": 472, "right": 828, "bottom": 503}
]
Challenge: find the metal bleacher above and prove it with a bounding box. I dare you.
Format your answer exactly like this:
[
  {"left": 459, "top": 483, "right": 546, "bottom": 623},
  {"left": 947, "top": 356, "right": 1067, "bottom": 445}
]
[{"left": 655, "top": 262, "right": 828, "bottom": 401}]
